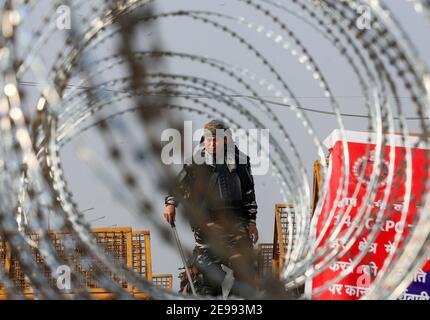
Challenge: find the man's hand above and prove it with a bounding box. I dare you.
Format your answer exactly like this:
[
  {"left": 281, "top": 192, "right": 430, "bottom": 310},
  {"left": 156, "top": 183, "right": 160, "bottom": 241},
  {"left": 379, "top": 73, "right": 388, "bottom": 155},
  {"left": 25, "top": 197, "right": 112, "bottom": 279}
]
[
  {"left": 248, "top": 224, "right": 259, "bottom": 244},
  {"left": 164, "top": 205, "right": 176, "bottom": 225}
]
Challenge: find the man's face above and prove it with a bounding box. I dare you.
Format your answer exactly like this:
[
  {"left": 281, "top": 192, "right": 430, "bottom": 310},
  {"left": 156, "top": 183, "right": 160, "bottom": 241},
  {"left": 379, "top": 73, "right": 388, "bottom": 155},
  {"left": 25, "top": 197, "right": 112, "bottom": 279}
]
[{"left": 204, "top": 134, "right": 224, "bottom": 155}]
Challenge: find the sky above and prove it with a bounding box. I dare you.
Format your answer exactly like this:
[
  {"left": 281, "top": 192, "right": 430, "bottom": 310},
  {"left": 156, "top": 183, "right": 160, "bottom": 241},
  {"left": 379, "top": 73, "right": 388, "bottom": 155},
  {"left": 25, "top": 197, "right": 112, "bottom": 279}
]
[{"left": 25, "top": 0, "right": 430, "bottom": 291}]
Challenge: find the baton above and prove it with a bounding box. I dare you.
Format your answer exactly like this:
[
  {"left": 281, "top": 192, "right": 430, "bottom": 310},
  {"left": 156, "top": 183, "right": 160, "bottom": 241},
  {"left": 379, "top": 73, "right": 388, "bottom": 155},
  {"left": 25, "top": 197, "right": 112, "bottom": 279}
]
[{"left": 171, "top": 222, "right": 197, "bottom": 296}]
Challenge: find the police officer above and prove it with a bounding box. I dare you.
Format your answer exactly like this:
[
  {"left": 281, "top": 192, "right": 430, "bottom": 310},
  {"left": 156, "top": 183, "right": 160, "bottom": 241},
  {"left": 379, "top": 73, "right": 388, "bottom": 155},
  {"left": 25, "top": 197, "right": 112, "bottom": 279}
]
[{"left": 163, "top": 120, "right": 259, "bottom": 297}]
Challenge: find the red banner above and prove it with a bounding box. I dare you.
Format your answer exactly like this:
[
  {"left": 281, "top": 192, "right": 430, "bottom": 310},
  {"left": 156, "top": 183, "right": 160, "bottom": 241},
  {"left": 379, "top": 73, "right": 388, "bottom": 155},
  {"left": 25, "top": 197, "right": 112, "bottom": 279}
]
[{"left": 311, "top": 130, "right": 430, "bottom": 300}]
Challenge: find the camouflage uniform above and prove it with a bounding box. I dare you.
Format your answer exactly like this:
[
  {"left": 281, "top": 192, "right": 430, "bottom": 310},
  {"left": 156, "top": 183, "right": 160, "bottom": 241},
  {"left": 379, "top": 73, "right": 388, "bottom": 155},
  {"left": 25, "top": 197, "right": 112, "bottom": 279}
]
[{"left": 165, "top": 122, "right": 258, "bottom": 297}]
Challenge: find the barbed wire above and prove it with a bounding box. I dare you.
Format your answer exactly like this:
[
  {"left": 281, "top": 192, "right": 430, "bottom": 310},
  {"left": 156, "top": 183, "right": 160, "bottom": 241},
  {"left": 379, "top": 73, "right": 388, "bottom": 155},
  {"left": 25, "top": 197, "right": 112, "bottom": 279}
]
[{"left": 0, "top": 0, "right": 429, "bottom": 300}]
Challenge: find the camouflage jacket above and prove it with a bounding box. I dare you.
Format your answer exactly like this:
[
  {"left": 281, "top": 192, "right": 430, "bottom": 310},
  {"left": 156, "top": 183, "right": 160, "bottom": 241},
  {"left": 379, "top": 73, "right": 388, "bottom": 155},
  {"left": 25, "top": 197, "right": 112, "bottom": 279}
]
[{"left": 164, "top": 145, "right": 258, "bottom": 225}]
